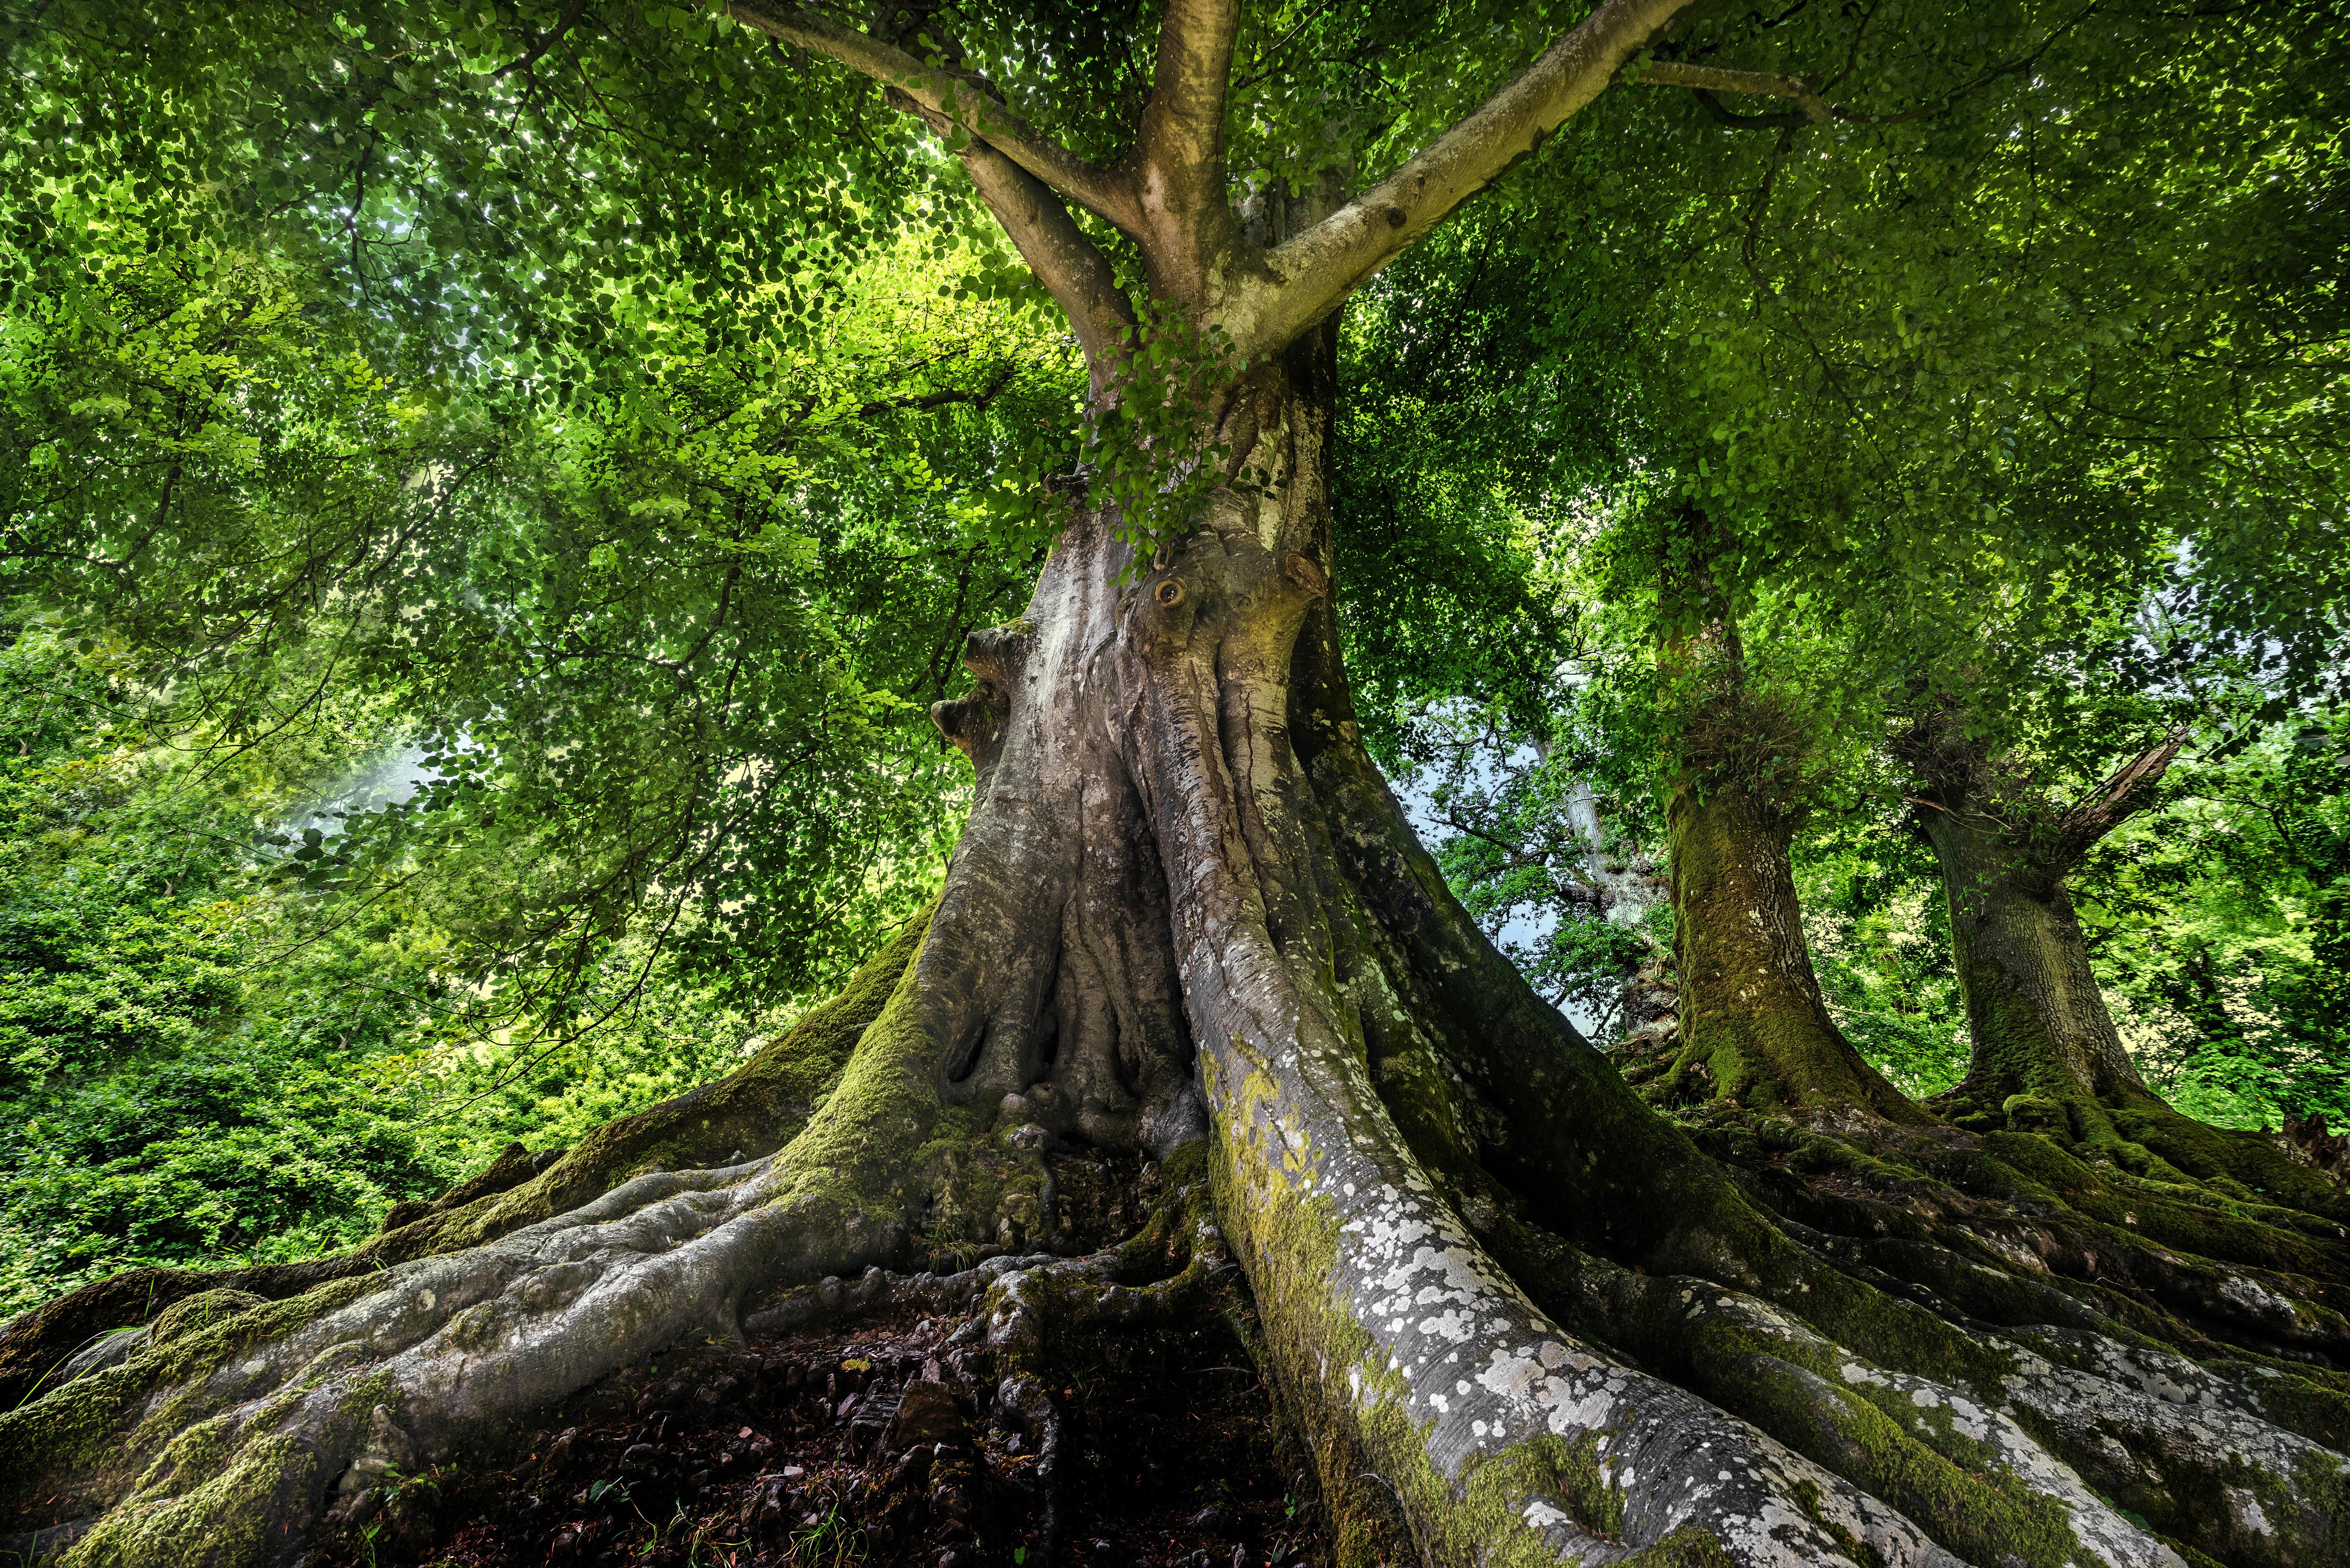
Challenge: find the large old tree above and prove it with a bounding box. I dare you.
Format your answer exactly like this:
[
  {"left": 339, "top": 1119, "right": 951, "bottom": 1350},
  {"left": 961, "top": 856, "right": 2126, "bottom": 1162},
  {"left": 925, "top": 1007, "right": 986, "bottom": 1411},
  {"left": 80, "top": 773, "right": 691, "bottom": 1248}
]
[{"left": 3, "top": 4, "right": 2346, "bottom": 1566}]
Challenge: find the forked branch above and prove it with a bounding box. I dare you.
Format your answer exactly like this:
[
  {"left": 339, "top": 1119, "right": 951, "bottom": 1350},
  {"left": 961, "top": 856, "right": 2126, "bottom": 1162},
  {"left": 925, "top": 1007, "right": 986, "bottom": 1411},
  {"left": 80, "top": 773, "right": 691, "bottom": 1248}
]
[
  {"left": 1228, "top": 0, "right": 1695, "bottom": 358},
  {"left": 893, "top": 90, "right": 1139, "bottom": 378},
  {"left": 727, "top": 1, "right": 1140, "bottom": 234}
]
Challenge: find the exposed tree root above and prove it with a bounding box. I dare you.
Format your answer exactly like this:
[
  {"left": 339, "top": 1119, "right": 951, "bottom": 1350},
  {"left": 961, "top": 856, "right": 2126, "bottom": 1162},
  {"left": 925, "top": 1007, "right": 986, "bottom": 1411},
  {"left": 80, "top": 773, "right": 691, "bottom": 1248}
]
[
  {"left": 298, "top": 1232, "right": 1326, "bottom": 1568},
  {"left": 289, "top": 1149, "right": 1275, "bottom": 1567},
  {"left": 0, "top": 922, "right": 973, "bottom": 1567},
  {"left": 0, "top": 913, "right": 931, "bottom": 1416},
  {"left": 1513, "top": 1096, "right": 2350, "bottom": 1565}
]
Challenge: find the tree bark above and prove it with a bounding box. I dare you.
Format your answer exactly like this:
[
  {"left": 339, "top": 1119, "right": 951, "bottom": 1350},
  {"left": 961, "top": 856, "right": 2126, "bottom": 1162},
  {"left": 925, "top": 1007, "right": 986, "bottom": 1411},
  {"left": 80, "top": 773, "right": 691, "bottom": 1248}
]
[
  {"left": 1647, "top": 607, "right": 1924, "bottom": 1123},
  {"left": 1914, "top": 800, "right": 2149, "bottom": 1117},
  {"left": 5, "top": 6, "right": 2348, "bottom": 1562},
  {"left": 1664, "top": 766, "right": 1928, "bottom": 1122},
  {"left": 1902, "top": 715, "right": 2335, "bottom": 1200}
]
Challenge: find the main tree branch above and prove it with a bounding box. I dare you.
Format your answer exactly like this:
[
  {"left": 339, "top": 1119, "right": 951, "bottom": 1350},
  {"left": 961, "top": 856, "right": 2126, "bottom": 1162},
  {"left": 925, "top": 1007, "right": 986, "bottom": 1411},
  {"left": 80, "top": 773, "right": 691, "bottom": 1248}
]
[
  {"left": 1637, "top": 59, "right": 1831, "bottom": 124},
  {"left": 1224, "top": 0, "right": 1695, "bottom": 359},
  {"left": 2052, "top": 724, "right": 2189, "bottom": 868},
  {"left": 727, "top": 0, "right": 1141, "bottom": 234},
  {"left": 1136, "top": 0, "right": 1245, "bottom": 303},
  {"left": 901, "top": 90, "right": 1140, "bottom": 381}
]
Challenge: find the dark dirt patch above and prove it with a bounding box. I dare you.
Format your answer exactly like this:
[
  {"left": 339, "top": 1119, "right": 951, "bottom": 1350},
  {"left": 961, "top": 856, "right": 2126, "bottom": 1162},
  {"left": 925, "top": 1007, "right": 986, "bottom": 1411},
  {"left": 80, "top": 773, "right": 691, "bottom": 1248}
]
[{"left": 316, "top": 1158, "right": 1331, "bottom": 1568}]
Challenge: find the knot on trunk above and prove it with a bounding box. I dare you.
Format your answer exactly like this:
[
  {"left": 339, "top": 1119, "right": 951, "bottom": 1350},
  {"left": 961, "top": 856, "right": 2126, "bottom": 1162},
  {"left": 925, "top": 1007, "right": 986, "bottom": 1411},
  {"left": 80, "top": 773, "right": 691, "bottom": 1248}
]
[
  {"left": 1127, "top": 564, "right": 1202, "bottom": 658},
  {"left": 1281, "top": 550, "right": 1328, "bottom": 598},
  {"left": 930, "top": 687, "right": 1006, "bottom": 760},
  {"left": 964, "top": 620, "right": 1035, "bottom": 685}
]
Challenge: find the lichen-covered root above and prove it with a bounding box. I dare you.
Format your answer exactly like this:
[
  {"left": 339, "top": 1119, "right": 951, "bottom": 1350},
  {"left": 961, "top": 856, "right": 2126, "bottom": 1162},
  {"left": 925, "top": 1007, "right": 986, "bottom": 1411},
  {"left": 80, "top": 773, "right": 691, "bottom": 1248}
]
[
  {"left": 0, "top": 1153, "right": 897, "bottom": 1568},
  {"left": 1199, "top": 984, "right": 1978, "bottom": 1567}
]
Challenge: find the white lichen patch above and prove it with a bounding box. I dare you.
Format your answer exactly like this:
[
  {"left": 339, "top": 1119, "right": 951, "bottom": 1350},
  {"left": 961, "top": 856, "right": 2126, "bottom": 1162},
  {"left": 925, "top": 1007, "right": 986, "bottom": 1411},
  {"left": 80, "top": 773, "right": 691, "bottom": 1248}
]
[
  {"left": 2225, "top": 1487, "right": 2273, "bottom": 1538},
  {"left": 1657, "top": 1283, "right": 2197, "bottom": 1567},
  {"left": 2217, "top": 1273, "right": 2303, "bottom": 1334},
  {"left": 1992, "top": 1326, "right": 2339, "bottom": 1559},
  {"left": 1204, "top": 997, "right": 1968, "bottom": 1566}
]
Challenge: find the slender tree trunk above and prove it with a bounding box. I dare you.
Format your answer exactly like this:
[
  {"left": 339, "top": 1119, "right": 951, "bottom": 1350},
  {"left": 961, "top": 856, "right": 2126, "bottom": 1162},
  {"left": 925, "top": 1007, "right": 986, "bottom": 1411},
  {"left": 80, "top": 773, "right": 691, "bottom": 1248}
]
[{"left": 1902, "top": 715, "right": 2335, "bottom": 1198}]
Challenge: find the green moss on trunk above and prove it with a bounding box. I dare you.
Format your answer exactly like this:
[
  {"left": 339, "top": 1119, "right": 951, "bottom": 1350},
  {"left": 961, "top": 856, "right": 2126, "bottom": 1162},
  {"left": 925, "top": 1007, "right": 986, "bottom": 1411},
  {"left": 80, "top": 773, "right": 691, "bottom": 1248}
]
[{"left": 1663, "top": 775, "right": 1927, "bottom": 1123}]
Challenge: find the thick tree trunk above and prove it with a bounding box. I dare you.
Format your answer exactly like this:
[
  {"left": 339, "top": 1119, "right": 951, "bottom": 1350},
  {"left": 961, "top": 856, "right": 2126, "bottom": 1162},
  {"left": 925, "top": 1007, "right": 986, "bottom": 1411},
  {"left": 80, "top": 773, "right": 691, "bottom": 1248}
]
[
  {"left": 1646, "top": 627, "right": 1924, "bottom": 1123},
  {"left": 1905, "top": 720, "right": 2334, "bottom": 1200},
  {"left": 6, "top": 361, "right": 2349, "bottom": 1568},
  {"left": 1917, "top": 805, "right": 2148, "bottom": 1117},
  {"left": 1664, "top": 771, "right": 1927, "bottom": 1122}
]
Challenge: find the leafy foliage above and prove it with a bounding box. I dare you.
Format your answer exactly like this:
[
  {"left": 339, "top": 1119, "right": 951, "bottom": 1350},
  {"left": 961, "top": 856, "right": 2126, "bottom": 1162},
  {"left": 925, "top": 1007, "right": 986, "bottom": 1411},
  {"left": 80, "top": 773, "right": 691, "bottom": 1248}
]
[{"left": 2084, "top": 712, "right": 2350, "bottom": 1128}]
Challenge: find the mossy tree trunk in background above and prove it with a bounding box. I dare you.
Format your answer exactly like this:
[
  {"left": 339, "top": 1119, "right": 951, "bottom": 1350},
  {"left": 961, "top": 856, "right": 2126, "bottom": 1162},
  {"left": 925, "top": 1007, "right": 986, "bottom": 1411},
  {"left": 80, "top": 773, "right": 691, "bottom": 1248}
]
[
  {"left": 1901, "top": 711, "right": 2325, "bottom": 1193},
  {"left": 1664, "top": 751, "right": 1929, "bottom": 1121},
  {"left": 1648, "top": 603, "right": 1924, "bottom": 1122},
  {"left": 4, "top": 7, "right": 2349, "bottom": 1568}
]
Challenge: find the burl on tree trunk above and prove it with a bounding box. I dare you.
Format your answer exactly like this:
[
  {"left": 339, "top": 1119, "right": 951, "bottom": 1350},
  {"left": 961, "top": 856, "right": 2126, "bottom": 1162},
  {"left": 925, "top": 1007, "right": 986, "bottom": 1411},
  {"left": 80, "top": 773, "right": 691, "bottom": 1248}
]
[{"left": 5, "top": 4, "right": 2350, "bottom": 1566}]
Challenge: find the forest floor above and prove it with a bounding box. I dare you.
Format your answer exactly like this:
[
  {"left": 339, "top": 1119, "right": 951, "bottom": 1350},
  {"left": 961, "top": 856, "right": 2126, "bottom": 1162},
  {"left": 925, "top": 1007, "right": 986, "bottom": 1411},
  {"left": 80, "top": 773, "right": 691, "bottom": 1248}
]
[{"left": 312, "top": 1153, "right": 1334, "bottom": 1568}]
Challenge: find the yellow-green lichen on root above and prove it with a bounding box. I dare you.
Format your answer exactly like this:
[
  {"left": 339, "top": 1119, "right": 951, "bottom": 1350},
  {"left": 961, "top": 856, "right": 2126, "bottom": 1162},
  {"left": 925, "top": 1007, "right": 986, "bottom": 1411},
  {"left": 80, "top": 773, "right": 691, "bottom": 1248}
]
[
  {"left": 1, "top": 1271, "right": 394, "bottom": 1528},
  {"left": 0, "top": 914, "right": 937, "bottom": 1423},
  {"left": 382, "top": 904, "right": 935, "bottom": 1267},
  {"left": 149, "top": 1291, "right": 267, "bottom": 1348},
  {"left": 2005, "top": 1095, "right": 2066, "bottom": 1135},
  {"left": 753, "top": 927, "right": 954, "bottom": 1225},
  {"left": 58, "top": 1431, "right": 320, "bottom": 1568}
]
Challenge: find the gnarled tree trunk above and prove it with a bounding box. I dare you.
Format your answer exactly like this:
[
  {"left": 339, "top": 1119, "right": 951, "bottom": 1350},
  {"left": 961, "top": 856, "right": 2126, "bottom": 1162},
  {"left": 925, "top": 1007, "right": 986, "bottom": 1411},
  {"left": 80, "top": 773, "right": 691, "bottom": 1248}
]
[{"left": 8, "top": 340, "right": 2349, "bottom": 1568}]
